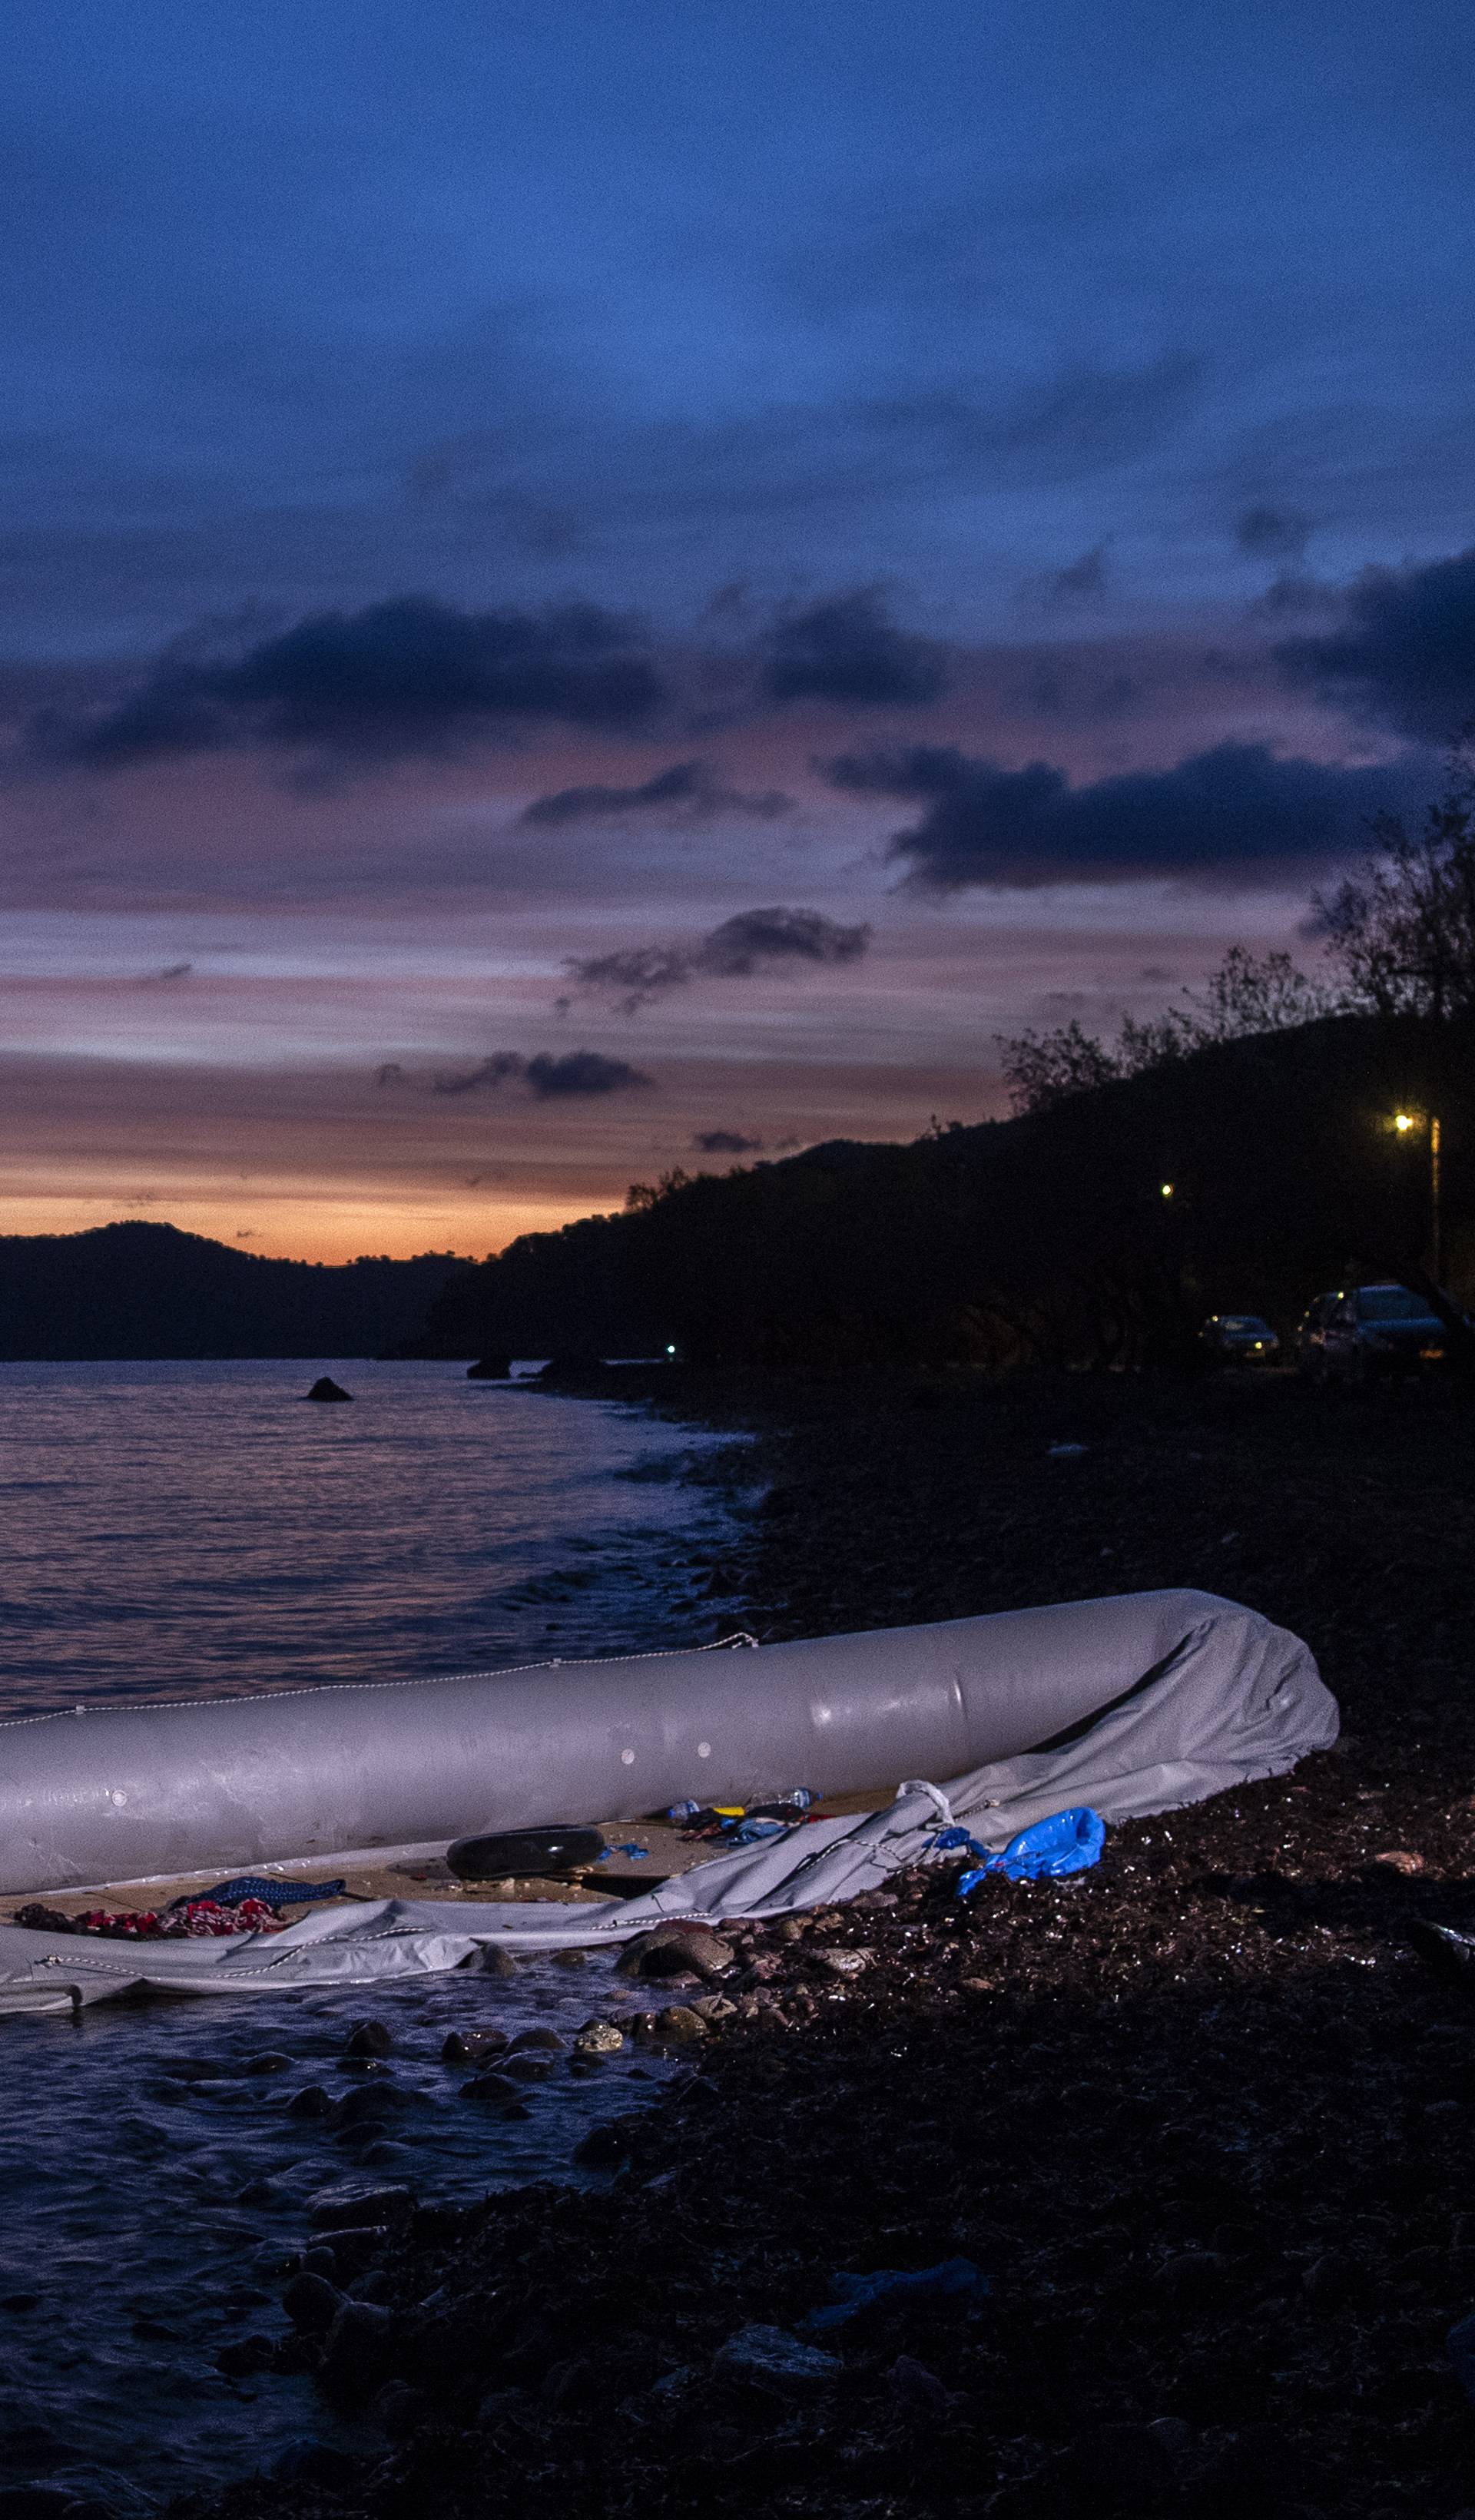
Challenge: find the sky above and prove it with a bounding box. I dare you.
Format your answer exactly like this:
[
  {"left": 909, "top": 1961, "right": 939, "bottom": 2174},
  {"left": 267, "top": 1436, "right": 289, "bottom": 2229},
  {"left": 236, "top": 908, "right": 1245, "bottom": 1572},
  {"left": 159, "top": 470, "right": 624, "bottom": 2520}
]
[{"left": 2, "top": 0, "right": 1473, "bottom": 1259}]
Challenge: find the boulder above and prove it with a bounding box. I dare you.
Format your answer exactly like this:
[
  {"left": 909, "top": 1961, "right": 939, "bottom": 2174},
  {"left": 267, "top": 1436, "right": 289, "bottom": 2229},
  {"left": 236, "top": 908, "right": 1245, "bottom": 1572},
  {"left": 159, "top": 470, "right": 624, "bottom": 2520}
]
[
  {"left": 346, "top": 2018, "right": 394, "bottom": 2058},
  {"left": 654, "top": 2005, "right": 708, "bottom": 2046},
  {"left": 282, "top": 2272, "right": 344, "bottom": 2335},
  {"left": 714, "top": 2325, "right": 841, "bottom": 2390},
  {"left": 615, "top": 1924, "right": 735, "bottom": 1983},
  {"left": 309, "top": 2183, "right": 414, "bottom": 2231},
  {"left": 459, "top": 2070, "right": 522, "bottom": 2106},
  {"left": 441, "top": 2027, "right": 509, "bottom": 2065},
  {"left": 573, "top": 2018, "right": 625, "bottom": 2057}
]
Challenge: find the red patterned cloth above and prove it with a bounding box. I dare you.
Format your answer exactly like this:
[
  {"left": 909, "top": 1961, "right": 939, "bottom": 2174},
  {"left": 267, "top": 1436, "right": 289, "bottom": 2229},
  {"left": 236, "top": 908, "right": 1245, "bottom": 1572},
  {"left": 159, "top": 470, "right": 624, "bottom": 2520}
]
[{"left": 70, "top": 1896, "right": 280, "bottom": 1939}]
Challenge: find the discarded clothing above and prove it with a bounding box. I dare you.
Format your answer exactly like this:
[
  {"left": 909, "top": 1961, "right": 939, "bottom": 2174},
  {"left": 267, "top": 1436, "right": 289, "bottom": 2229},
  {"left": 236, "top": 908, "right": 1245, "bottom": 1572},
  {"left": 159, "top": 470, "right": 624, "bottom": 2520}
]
[
  {"left": 801, "top": 2258, "right": 989, "bottom": 2333},
  {"left": 207, "top": 1875, "right": 346, "bottom": 1907},
  {"left": 67, "top": 1898, "right": 280, "bottom": 1940}
]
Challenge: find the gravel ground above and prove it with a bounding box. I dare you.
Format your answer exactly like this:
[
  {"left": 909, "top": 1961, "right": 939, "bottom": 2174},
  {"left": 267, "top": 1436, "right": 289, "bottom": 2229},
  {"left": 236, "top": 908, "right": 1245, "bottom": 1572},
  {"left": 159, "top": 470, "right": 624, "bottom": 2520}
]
[{"left": 181, "top": 1367, "right": 1475, "bottom": 2520}]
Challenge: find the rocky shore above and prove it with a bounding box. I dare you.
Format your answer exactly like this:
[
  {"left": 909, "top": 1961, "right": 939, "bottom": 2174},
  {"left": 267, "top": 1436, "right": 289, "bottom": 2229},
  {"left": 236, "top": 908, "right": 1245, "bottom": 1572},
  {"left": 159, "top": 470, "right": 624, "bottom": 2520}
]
[{"left": 181, "top": 1367, "right": 1475, "bottom": 2520}]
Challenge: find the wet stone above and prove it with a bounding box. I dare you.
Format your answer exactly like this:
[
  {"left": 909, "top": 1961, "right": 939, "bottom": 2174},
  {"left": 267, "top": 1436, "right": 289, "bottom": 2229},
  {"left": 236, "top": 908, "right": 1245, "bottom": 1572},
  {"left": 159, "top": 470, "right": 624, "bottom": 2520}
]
[
  {"left": 572, "top": 2018, "right": 625, "bottom": 2055},
  {"left": 310, "top": 2182, "right": 414, "bottom": 2231},
  {"left": 714, "top": 2324, "right": 842, "bottom": 2389},
  {"left": 287, "top": 2084, "right": 334, "bottom": 2119},
  {"left": 459, "top": 2071, "right": 521, "bottom": 2105},
  {"left": 573, "top": 2118, "right": 635, "bottom": 2167},
  {"left": 441, "top": 2028, "right": 509, "bottom": 2065},
  {"left": 281, "top": 2272, "right": 343, "bottom": 2335},
  {"left": 507, "top": 2027, "right": 565, "bottom": 2052},
  {"left": 655, "top": 2006, "right": 708, "bottom": 2046},
  {"left": 615, "top": 1925, "right": 735, "bottom": 1983},
  {"left": 346, "top": 2019, "right": 395, "bottom": 2059}
]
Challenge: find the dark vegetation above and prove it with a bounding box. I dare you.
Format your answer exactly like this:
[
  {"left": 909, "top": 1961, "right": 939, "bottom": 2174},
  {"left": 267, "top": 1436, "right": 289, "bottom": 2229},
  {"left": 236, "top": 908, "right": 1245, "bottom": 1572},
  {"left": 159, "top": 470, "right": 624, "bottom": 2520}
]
[
  {"left": 411, "top": 767, "right": 1475, "bottom": 1372},
  {"left": 0, "top": 1222, "right": 469, "bottom": 1360},
  {"left": 187, "top": 1369, "right": 1475, "bottom": 2520},
  {"left": 411, "top": 1009, "right": 1473, "bottom": 1371}
]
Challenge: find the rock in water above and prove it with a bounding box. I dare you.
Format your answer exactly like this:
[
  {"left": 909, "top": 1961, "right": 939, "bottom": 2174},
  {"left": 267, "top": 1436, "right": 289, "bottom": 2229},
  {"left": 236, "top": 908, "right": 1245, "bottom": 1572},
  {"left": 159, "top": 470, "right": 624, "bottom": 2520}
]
[
  {"left": 572, "top": 2018, "right": 625, "bottom": 2056},
  {"left": 441, "top": 2027, "right": 509, "bottom": 2065},
  {"left": 346, "top": 2018, "right": 394, "bottom": 2058},
  {"left": 466, "top": 1354, "right": 512, "bottom": 1380},
  {"left": 615, "top": 1923, "right": 735, "bottom": 1982},
  {"left": 304, "top": 1376, "right": 353, "bottom": 1402}
]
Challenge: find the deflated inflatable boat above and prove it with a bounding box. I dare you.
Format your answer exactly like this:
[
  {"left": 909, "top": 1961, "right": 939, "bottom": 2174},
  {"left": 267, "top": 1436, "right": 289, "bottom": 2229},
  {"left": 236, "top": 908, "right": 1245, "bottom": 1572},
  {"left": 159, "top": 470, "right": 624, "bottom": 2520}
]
[{"left": 0, "top": 1588, "right": 1337, "bottom": 2008}]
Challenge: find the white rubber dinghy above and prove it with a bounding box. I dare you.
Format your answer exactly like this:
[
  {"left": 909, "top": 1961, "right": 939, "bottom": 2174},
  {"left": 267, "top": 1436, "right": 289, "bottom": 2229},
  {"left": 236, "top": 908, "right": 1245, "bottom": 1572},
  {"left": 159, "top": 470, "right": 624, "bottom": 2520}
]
[{"left": 0, "top": 1588, "right": 1336, "bottom": 2009}]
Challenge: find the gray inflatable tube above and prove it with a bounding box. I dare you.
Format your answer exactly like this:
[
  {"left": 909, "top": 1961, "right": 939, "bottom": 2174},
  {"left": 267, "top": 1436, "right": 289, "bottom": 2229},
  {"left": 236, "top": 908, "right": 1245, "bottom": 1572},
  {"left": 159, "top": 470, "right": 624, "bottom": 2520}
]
[{"left": 0, "top": 1588, "right": 1336, "bottom": 1898}]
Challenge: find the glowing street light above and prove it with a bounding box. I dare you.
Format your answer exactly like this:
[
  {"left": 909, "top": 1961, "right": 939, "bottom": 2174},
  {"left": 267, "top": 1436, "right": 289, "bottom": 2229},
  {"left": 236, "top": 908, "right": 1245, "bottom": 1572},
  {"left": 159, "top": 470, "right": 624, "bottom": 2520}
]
[
  {"left": 1390, "top": 1109, "right": 1443, "bottom": 1282},
  {"left": 1160, "top": 1181, "right": 1175, "bottom": 1200}
]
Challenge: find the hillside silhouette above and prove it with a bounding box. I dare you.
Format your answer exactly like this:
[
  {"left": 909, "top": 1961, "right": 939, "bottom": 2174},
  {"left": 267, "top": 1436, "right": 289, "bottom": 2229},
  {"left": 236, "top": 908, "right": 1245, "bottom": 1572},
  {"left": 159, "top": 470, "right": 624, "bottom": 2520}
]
[
  {"left": 0, "top": 1222, "right": 470, "bottom": 1361},
  {"left": 409, "top": 1010, "right": 1473, "bottom": 1372}
]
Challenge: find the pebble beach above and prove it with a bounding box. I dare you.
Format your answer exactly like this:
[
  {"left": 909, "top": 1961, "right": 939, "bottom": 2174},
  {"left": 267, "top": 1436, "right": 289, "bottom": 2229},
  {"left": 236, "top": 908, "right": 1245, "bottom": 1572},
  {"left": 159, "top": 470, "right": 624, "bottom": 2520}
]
[{"left": 170, "top": 1364, "right": 1475, "bottom": 2520}]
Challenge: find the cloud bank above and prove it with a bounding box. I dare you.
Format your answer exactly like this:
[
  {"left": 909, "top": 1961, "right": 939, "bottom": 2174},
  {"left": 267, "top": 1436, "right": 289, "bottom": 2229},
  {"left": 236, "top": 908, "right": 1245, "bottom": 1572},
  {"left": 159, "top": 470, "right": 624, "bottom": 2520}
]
[
  {"left": 826, "top": 741, "right": 1421, "bottom": 888},
  {"left": 1276, "top": 545, "right": 1475, "bottom": 742},
  {"left": 519, "top": 759, "right": 791, "bottom": 827},
  {"left": 37, "top": 597, "right": 666, "bottom": 766},
  {"left": 420, "top": 1049, "right": 653, "bottom": 1099},
  {"left": 761, "top": 589, "right": 948, "bottom": 708},
  {"left": 567, "top": 905, "right": 873, "bottom": 1013}
]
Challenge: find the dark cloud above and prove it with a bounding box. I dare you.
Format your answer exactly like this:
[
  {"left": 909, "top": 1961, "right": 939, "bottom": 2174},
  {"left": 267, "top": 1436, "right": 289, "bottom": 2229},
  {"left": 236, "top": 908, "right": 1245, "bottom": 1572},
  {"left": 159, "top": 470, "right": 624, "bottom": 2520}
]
[
  {"left": 762, "top": 589, "right": 947, "bottom": 708},
  {"left": 1237, "top": 505, "right": 1311, "bottom": 562},
  {"left": 519, "top": 760, "right": 791, "bottom": 827},
  {"left": 524, "top": 1050, "right": 652, "bottom": 1098},
  {"left": 140, "top": 960, "right": 192, "bottom": 983},
  {"left": 563, "top": 946, "right": 689, "bottom": 1013},
  {"left": 825, "top": 740, "right": 1420, "bottom": 889},
  {"left": 693, "top": 1129, "right": 764, "bottom": 1155},
  {"left": 38, "top": 597, "right": 665, "bottom": 766},
  {"left": 1275, "top": 545, "right": 1475, "bottom": 741},
  {"left": 426, "top": 1048, "right": 651, "bottom": 1098},
  {"left": 695, "top": 907, "right": 872, "bottom": 977},
  {"left": 567, "top": 906, "right": 872, "bottom": 1013}
]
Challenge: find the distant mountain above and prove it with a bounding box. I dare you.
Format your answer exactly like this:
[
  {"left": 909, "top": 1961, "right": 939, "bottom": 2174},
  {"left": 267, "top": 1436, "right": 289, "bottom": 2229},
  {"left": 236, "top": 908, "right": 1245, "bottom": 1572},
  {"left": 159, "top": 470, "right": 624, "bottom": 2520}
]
[{"left": 0, "top": 1222, "right": 473, "bottom": 1360}]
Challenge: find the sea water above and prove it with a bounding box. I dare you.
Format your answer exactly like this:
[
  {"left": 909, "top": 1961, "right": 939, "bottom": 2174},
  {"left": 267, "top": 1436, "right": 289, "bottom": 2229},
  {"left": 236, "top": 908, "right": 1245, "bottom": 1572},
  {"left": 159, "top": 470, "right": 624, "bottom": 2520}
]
[{"left": 0, "top": 1361, "right": 751, "bottom": 2506}]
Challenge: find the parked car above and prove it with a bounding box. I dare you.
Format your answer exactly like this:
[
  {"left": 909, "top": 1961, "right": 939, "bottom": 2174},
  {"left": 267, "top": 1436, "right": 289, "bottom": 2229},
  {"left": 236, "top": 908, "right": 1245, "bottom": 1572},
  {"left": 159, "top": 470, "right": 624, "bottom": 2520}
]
[
  {"left": 1199, "top": 1313, "right": 1280, "bottom": 1365},
  {"left": 1297, "top": 1282, "right": 1448, "bottom": 1381}
]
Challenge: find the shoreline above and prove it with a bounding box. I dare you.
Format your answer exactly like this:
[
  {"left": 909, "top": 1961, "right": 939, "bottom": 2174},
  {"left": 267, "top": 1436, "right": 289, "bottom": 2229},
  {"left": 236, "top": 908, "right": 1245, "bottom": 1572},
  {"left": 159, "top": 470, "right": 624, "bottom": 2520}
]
[{"left": 183, "top": 1365, "right": 1475, "bottom": 2519}]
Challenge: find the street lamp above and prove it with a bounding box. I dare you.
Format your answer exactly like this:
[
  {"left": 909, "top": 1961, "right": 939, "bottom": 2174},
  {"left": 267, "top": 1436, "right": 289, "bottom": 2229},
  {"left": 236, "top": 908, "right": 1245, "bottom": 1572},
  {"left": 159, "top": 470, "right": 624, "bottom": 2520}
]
[{"left": 1392, "top": 1110, "right": 1443, "bottom": 1283}]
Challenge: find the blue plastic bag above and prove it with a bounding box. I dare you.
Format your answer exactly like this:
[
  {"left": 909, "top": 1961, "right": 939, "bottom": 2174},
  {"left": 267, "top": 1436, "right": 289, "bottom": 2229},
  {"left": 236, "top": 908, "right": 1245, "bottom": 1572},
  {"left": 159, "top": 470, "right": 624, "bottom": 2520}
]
[
  {"left": 801, "top": 2257, "right": 989, "bottom": 2334},
  {"left": 936, "top": 1806, "right": 1105, "bottom": 1895}
]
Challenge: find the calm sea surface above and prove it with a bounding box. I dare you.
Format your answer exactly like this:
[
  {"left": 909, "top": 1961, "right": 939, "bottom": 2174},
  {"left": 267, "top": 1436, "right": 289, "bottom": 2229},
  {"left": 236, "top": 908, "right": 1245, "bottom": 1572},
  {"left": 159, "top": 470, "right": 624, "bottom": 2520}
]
[{"left": 0, "top": 1362, "right": 751, "bottom": 2507}]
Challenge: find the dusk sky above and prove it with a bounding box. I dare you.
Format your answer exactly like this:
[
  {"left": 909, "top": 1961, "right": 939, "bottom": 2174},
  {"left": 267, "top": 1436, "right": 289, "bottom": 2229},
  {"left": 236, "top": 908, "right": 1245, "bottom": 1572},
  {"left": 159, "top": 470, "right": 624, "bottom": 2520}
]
[{"left": 4, "top": 0, "right": 1473, "bottom": 1258}]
